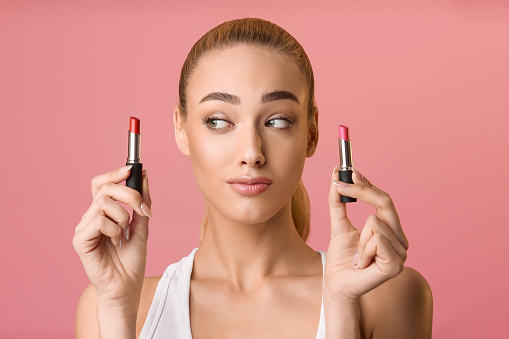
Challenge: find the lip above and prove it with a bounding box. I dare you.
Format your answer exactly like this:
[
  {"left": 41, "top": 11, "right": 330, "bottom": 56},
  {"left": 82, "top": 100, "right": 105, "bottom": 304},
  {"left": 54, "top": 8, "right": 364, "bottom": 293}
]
[
  {"left": 226, "top": 176, "right": 273, "bottom": 185},
  {"left": 228, "top": 183, "right": 270, "bottom": 196},
  {"left": 226, "top": 177, "right": 272, "bottom": 196}
]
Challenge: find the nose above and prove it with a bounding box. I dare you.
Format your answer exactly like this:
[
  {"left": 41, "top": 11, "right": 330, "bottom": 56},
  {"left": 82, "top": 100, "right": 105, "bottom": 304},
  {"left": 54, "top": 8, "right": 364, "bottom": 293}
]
[{"left": 240, "top": 125, "right": 265, "bottom": 167}]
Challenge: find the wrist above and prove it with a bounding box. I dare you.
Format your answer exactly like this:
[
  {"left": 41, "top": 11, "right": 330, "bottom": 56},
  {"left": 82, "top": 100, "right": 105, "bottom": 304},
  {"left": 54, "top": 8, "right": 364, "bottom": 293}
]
[
  {"left": 323, "top": 285, "right": 360, "bottom": 307},
  {"left": 96, "top": 302, "right": 139, "bottom": 339},
  {"left": 323, "top": 294, "right": 361, "bottom": 339}
]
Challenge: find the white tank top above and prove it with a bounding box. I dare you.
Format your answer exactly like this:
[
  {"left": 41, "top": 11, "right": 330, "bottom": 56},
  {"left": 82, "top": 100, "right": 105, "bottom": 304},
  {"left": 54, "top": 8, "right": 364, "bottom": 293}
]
[{"left": 139, "top": 247, "right": 327, "bottom": 338}]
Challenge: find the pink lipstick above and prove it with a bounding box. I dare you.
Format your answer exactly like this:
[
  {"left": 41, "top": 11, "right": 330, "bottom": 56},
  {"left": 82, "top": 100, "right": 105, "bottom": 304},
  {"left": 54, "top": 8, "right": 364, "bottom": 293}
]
[
  {"left": 227, "top": 176, "right": 272, "bottom": 196},
  {"left": 229, "top": 183, "right": 270, "bottom": 195},
  {"left": 126, "top": 116, "right": 143, "bottom": 195},
  {"left": 338, "top": 125, "right": 356, "bottom": 203}
]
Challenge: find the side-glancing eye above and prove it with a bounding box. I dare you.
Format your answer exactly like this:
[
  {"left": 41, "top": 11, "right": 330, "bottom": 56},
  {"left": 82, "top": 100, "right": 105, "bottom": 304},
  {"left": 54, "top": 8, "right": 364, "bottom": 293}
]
[
  {"left": 201, "top": 115, "right": 295, "bottom": 132},
  {"left": 201, "top": 117, "right": 232, "bottom": 130},
  {"left": 267, "top": 116, "right": 295, "bottom": 128}
]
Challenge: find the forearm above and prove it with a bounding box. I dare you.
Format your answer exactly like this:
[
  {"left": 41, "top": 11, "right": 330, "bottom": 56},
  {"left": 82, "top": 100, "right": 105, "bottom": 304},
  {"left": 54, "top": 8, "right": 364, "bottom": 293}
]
[
  {"left": 96, "top": 299, "right": 139, "bottom": 339},
  {"left": 324, "top": 297, "right": 362, "bottom": 339}
]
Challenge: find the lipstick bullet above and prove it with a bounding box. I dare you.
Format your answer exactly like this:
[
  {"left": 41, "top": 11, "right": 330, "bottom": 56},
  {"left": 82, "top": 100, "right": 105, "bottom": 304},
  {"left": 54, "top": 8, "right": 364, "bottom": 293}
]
[{"left": 126, "top": 116, "right": 143, "bottom": 195}]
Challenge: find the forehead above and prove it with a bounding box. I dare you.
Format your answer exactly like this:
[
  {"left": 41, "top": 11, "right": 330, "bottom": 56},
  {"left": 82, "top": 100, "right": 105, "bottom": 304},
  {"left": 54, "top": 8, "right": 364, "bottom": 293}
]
[{"left": 187, "top": 44, "right": 307, "bottom": 105}]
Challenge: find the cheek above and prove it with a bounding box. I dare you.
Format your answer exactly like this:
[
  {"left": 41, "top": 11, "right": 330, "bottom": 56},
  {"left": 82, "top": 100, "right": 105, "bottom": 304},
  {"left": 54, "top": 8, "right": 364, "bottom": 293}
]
[
  {"left": 265, "top": 134, "right": 308, "bottom": 189},
  {"left": 188, "top": 133, "right": 233, "bottom": 192}
]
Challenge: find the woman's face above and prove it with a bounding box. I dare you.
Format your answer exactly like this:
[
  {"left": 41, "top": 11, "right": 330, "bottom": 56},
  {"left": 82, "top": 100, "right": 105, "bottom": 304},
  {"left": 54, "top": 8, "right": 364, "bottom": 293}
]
[{"left": 175, "top": 44, "right": 317, "bottom": 224}]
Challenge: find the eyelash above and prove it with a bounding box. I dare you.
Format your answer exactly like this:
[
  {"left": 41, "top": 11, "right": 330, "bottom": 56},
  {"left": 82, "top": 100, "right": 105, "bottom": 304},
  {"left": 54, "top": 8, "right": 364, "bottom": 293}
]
[{"left": 201, "top": 115, "right": 295, "bottom": 132}]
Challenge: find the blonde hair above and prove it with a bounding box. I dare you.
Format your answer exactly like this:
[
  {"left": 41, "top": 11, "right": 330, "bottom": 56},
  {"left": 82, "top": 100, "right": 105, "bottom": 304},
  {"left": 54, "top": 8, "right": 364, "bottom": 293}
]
[{"left": 177, "top": 18, "right": 317, "bottom": 244}]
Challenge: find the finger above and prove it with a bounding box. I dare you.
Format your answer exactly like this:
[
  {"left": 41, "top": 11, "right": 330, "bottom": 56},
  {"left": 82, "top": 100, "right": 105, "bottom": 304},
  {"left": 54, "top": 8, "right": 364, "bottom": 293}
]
[
  {"left": 91, "top": 165, "right": 133, "bottom": 200},
  {"left": 329, "top": 166, "right": 357, "bottom": 235},
  {"left": 357, "top": 215, "right": 408, "bottom": 265},
  {"left": 93, "top": 181, "right": 150, "bottom": 220},
  {"left": 351, "top": 168, "right": 386, "bottom": 196},
  {"left": 75, "top": 194, "right": 131, "bottom": 235},
  {"left": 356, "top": 233, "right": 404, "bottom": 277},
  {"left": 131, "top": 170, "right": 152, "bottom": 237},
  {"left": 75, "top": 215, "right": 124, "bottom": 250},
  {"left": 333, "top": 169, "right": 409, "bottom": 250}
]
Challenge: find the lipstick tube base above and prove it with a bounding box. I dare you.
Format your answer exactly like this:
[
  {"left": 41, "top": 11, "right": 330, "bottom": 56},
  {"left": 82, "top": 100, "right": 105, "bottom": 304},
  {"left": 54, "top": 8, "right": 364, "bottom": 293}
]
[
  {"left": 126, "top": 162, "right": 143, "bottom": 196},
  {"left": 338, "top": 170, "right": 357, "bottom": 203}
]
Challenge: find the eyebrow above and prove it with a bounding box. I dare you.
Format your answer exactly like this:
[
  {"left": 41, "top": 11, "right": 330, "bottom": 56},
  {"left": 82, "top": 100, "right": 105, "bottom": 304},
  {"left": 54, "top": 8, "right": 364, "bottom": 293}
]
[{"left": 199, "top": 90, "right": 300, "bottom": 105}]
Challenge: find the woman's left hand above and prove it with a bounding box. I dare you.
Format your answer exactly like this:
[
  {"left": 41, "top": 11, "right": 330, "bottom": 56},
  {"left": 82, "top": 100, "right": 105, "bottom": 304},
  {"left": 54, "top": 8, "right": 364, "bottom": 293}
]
[{"left": 324, "top": 166, "right": 409, "bottom": 304}]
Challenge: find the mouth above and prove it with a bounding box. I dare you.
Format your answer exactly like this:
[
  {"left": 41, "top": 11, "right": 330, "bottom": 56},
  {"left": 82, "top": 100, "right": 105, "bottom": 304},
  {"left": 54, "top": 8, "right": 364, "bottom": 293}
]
[
  {"left": 226, "top": 176, "right": 273, "bottom": 185},
  {"left": 226, "top": 176, "right": 272, "bottom": 196},
  {"left": 227, "top": 183, "right": 271, "bottom": 196}
]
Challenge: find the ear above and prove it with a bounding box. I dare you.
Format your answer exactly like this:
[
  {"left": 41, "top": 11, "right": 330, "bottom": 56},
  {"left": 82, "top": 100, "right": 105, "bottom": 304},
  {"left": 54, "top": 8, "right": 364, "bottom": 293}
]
[
  {"left": 173, "top": 105, "right": 190, "bottom": 156},
  {"left": 306, "top": 107, "right": 319, "bottom": 157}
]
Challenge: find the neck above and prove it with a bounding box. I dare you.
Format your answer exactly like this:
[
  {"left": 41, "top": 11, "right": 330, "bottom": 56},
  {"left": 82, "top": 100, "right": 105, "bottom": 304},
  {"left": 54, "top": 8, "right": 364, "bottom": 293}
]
[{"left": 192, "top": 199, "right": 319, "bottom": 292}]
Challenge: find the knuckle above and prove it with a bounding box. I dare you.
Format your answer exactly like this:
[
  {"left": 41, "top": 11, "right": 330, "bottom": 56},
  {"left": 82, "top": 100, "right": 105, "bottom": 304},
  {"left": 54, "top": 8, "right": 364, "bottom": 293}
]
[
  {"left": 382, "top": 193, "right": 393, "bottom": 206},
  {"left": 404, "top": 238, "right": 410, "bottom": 250},
  {"left": 388, "top": 260, "right": 404, "bottom": 277},
  {"left": 72, "top": 235, "right": 79, "bottom": 251},
  {"left": 96, "top": 215, "right": 108, "bottom": 228},
  {"left": 372, "top": 232, "right": 383, "bottom": 243},
  {"left": 122, "top": 212, "right": 130, "bottom": 225},
  {"left": 129, "top": 190, "right": 142, "bottom": 203},
  {"left": 402, "top": 250, "right": 408, "bottom": 262},
  {"left": 366, "top": 214, "right": 378, "bottom": 226},
  {"left": 91, "top": 175, "right": 101, "bottom": 191},
  {"left": 96, "top": 194, "right": 110, "bottom": 204}
]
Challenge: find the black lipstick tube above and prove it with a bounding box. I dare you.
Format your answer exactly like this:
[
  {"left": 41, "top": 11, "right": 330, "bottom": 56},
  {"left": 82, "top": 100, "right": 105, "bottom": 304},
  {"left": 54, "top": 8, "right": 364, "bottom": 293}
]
[{"left": 126, "top": 117, "right": 143, "bottom": 195}]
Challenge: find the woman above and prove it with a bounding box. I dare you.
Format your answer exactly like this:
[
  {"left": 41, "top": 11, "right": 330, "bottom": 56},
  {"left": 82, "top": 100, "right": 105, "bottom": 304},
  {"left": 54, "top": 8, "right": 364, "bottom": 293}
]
[{"left": 74, "top": 18, "right": 433, "bottom": 338}]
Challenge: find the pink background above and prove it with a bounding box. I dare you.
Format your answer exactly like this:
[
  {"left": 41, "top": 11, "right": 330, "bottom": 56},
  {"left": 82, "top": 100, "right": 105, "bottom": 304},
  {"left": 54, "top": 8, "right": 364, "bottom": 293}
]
[{"left": 1, "top": 1, "right": 508, "bottom": 337}]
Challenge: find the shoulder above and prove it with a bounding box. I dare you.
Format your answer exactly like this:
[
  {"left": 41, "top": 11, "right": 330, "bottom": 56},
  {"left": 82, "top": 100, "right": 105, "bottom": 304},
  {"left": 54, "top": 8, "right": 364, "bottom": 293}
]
[
  {"left": 359, "top": 266, "right": 433, "bottom": 339},
  {"left": 75, "top": 275, "right": 163, "bottom": 339}
]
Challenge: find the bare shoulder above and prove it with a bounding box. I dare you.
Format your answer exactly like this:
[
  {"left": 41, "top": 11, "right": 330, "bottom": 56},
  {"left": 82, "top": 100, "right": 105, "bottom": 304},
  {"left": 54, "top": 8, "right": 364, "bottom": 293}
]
[
  {"left": 75, "top": 275, "right": 163, "bottom": 339},
  {"left": 359, "top": 266, "right": 433, "bottom": 339}
]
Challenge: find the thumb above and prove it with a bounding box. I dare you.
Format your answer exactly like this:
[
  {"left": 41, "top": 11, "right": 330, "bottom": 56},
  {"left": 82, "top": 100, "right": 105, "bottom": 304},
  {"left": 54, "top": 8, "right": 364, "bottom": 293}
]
[{"left": 329, "top": 166, "right": 356, "bottom": 236}]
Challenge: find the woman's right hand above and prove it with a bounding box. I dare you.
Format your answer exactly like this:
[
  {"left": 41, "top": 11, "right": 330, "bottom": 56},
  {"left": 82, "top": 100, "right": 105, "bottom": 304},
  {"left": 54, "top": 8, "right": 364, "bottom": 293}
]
[{"left": 73, "top": 165, "right": 153, "bottom": 309}]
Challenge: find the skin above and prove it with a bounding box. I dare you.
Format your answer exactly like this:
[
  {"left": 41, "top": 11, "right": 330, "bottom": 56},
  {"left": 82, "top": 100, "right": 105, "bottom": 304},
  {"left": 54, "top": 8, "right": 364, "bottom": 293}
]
[{"left": 74, "top": 44, "right": 433, "bottom": 339}]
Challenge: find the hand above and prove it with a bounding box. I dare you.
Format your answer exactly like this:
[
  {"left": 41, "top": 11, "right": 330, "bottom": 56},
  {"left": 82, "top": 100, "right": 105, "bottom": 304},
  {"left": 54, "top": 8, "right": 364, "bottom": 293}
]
[
  {"left": 324, "top": 166, "right": 409, "bottom": 304},
  {"left": 72, "top": 166, "right": 153, "bottom": 307}
]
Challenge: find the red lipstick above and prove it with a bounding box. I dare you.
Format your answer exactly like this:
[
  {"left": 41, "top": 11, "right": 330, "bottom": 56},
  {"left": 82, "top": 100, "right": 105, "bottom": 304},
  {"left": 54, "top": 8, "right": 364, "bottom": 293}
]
[
  {"left": 338, "top": 125, "right": 356, "bottom": 203},
  {"left": 126, "top": 116, "right": 143, "bottom": 195}
]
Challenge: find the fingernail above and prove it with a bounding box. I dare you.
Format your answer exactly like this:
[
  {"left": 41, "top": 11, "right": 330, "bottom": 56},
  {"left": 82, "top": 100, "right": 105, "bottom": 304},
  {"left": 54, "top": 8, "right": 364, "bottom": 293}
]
[
  {"left": 355, "top": 256, "right": 361, "bottom": 269},
  {"left": 141, "top": 202, "right": 153, "bottom": 217},
  {"left": 125, "top": 227, "right": 130, "bottom": 240},
  {"left": 119, "top": 165, "right": 132, "bottom": 173},
  {"left": 332, "top": 180, "right": 350, "bottom": 188},
  {"left": 119, "top": 239, "right": 122, "bottom": 247},
  {"left": 352, "top": 252, "right": 358, "bottom": 266},
  {"left": 143, "top": 169, "right": 148, "bottom": 179},
  {"left": 331, "top": 166, "right": 339, "bottom": 179},
  {"left": 353, "top": 168, "right": 364, "bottom": 181}
]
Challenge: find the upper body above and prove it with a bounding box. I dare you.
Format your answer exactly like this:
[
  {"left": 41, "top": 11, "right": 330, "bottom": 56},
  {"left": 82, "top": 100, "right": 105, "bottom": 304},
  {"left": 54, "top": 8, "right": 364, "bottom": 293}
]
[
  {"left": 76, "top": 249, "right": 432, "bottom": 338},
  {"left": 74, "top": 18, "right": 433, "bottom": 339}
]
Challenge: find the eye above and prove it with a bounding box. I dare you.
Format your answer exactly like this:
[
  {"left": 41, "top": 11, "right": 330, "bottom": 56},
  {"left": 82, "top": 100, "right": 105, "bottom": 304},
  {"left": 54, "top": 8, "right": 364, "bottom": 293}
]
[
  {"left": 267, "top": 116, "right": 294, "bottom": 128},
  {"left": 201, "top": 114, "right": 295, "bottom": 132},
  {"left": 201, "top": 117, "right": 232, "bottom": 130}
]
